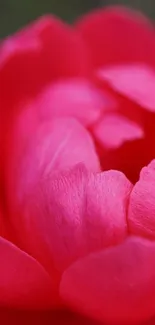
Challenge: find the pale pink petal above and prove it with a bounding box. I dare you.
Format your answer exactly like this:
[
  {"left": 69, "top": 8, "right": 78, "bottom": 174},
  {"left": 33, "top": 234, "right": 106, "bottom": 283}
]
[
  {"left": 60, "top": 237, "right": 155, "bottom": 324},
  {"left": 93, "top": 113, "right": 144, "bottom": 149},
  {"left": 28, "top": 79, "right": 113, "bottom": 127},
  {"left": 0, "top": 236, "right": 57, "bottom": 309},
  {"left": 84, "top": 170, "right": 132, "bottom": 250},
  {"left": 6, "top": 111, "right": 100, "bottom": 201},
  {"left": 9, "top": 166, "right": 131, "bottom": 274},
  {"left": 19, "top": 165, "right": 89, "bottom": 273},
  {"left": 5, "top": 113, "right": 100, "bottom": 274},
  {"left": 97, "top": 64, "right": 155, "bottom": 111},
  {"left": 10, "top": 117, "right": 100, "bottom": 198},
  {"left": 128, "top": 160, "right": 155, "bottom": 239}
]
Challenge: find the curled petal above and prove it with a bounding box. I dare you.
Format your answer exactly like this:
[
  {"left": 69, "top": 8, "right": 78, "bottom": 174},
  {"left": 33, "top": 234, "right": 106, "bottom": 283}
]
[
  {"left": 0, "top": 236, "right": 57, "bottom": 309},
  {"left": 75, "top": 6, "right": 155, "bottom": 67},
  {"left": 91, "top": 113, "right": 155, "bottom": 183},
  {"left": 28, "top": 79, "right": 112, "bottom": 127},
  {"left": 6, "top": 163, "right": 131, "bottom": 274},
  {"left": 5, "top": 112, "right": 100, "bottom": 273},
  {"left": 6, "top": 114, "right": 100, "bottom": 199},
  {"left": 128, "top": 160, "right": 155, "bottom": 239},
  {"left": 84, "top": 170, "right": 132, "bottom": 250},
  {"left": 93, "top": 113, "right": 144, "bottom": 149},
  {"left": 98, "top": 64, "right": 155, "bottom": 112},
  {"left": 60, "top": 237, "right": 155, "bottom": 324}
]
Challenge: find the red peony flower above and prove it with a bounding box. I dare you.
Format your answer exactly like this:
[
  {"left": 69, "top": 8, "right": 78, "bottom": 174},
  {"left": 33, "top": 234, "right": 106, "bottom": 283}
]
[{"left": 1, "top": 5, "right": 155, "bottom": 325}]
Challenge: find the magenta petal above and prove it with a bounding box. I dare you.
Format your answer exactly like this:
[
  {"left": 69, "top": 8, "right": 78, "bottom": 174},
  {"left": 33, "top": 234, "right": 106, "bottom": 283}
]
[
  {"left": 0, "top": 236, "right": 57, "bottom": 309},
  {"left": 60, "top": 237, "right": 155, "bottom": 324},
  {"left": 75, "top": 6, "right": 155, "bottom": 68},
  {"left": 0, "top": 15, "right": 90, "bottom": 112},
  {"left": 128, "top": 160, "right": 155, "bottom": 239},
  {"left": 98, "top": 64, "right": 155, "bottom": 111},
  {"left": 93, "top": 113, "right": 144, "bottom": 149}
]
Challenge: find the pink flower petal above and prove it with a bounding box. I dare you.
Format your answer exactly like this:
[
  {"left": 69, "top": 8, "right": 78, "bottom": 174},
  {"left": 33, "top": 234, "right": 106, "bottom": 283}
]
[
  {"left": 93, "top": 113, "right": 144, "bottom": 149},
  {"left": 6, "top": 114, "right": 100, "bottom": 198},
  {"left": 6, "top": 163, "right": 131, "bottom": 275},
  {"left": 128, "top": 160, "right": 155, "bottom": 239},
  {"left": 0, "top": 236, "right": 57, "bottom": 309},
  {"left": 60, "top": 237, "right": 155, "bottom": 324},
  {"left": 75, "top": 6, "right": 155, "bottom": 68},
  {"left": 91, "top": 113, "right": 155, "bottom": 183},
  {"left": 29, "top": 79, "right": 112, "bottom": 127},
  {"left": 5, "top": 111, "right": 100, "bottom": 274},
  {"left": 0, "top": 15, "right": 90, "bottom": 112},
  {"left": 84, "top": 170, "right": 132, "bottom": 250},
  {"left": 98, "top": 64, "right": 155, "bottom": 112}
]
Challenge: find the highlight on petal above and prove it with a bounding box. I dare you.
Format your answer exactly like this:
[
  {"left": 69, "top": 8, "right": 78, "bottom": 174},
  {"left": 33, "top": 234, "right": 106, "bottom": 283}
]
[
  {"left": 6, "top": 114, "right": 100, "bottom": 201},
  {"left": 128, "top": 160, "right": 155, "bottom": 239},
  {"left": 29, "top": 78, "right": 113, "bottom": 127},
  {"left": 84, "top": 170, "right": 132, "bottom": 251},
  {"left": 0, "top": 236, "right": 57, "bottom": 309},
  {"left": 60, "top": 237, "right": 155, "bottom": 325},
  {"left": 0, "top": 15, "right": 90, "bottom": 111},
  {"left": 6, "top": 161, "right": 131, "bottom": 275},
  {"left": 35, "top": 168, "right": 131, "bottom": 271},
  {"left": 5, "top": 110, "right": 100, "bottom": 273},
  {"left": 98, "top": 64, "right": 155, "bottom": 111},
  {"left": 93, "top": 113, "right": 144, "bottom": 149},
  {"left": 75, "top": 6, "right": 155, "bottom": 67}
]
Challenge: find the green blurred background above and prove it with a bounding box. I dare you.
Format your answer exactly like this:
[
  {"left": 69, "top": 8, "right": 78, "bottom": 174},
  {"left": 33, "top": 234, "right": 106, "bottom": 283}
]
[{"left": 0, "top": 0, "right": 155, "bottom": 38}]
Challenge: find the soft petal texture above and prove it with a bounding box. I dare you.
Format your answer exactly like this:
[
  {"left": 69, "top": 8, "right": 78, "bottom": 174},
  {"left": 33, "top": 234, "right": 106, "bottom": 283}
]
[
  {"left": 0, "top": 15, "right": 90, "bottom": 113},
  {"left": 98, "top": 65, "right": 155, "bottom": 112},
  {"left": 128, "top": 160, "right": 155, "bottom": 239},
  {"left": 93, "top": 113, "right": 144, "bottom": 149},
  {"left": 84, "top": 170, "right": 131, "bottom": 250},
  {"left": 7, "top": 165, "right": 131, "bottom": 275},
  {"left": 0, "top": 236, "right": 56, "bottom": 309},
  {"left": 5, "top": 112, "right": 100, "bottom": 273},
  {"left": 28, "top": 78, "right": 113, "bottom": 126},
  {"left": 60, "top": 237, "right": 155, "bottom": 325},
  {"left": 6, "top": 114, "right": 100, "bottom": 200},
  {"left": 0, "top": 15, "right": 90, "bottom": 173},
  {"left": 75, "top": 6, "right": 155, "bottom": 68}
]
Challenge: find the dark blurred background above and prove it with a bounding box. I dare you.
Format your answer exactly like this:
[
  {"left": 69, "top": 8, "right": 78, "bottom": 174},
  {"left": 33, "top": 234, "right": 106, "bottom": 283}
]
[{"left": 0, "top": 0, "right": 155, "bottom": 38}]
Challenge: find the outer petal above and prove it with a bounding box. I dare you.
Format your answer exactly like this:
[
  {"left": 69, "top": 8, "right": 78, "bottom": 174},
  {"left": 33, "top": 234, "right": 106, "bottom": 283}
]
[
  {"left": 128, "top": 160, "right": 155, "bottom": 239},
  {"left": 60, "top": 237, "right": 155, "bottom": 324},
  {"left": 0, "top": 236, "right": 57, "bottom": 309},
  {"left": 75, "top": 6, "right": 155, "bottom": 68},
  {"left": 0, "top": 15, "right": 90, "bottom": 112}
]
